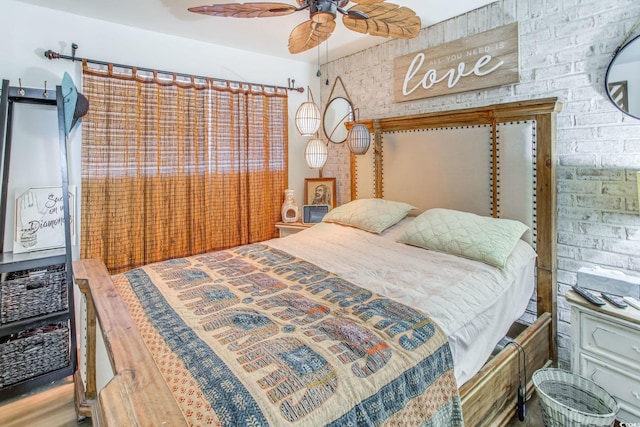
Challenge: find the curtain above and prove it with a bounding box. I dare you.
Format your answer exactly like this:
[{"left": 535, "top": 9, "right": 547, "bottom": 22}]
[{"left": 80, "top": 62, "right": 288, "bottom": 273}]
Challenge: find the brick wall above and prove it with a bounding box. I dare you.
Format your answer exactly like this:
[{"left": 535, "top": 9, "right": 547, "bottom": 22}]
[{"left": 320, "top": 0, "right": 640, "bottom": 368}]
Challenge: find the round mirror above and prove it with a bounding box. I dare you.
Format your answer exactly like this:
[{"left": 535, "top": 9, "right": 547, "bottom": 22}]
[
  {"left": 323, "top": 97, "right": 354, "bottom": 144},
  {"left": 605, "top": 33, "right": 640, "bottom": 120}
]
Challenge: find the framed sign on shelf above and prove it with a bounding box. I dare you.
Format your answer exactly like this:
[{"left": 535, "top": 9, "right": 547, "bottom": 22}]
[
  {"left": 304, "top": 177, "right": 336, "bottom": 209},
  {"left": 13, "top": 186, "right": 76, "bottom": 254}
]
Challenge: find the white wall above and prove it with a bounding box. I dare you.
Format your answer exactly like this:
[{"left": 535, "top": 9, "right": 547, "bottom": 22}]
[
  {"left": 320, "top": 0, "right": 640, "bottom": 368},
  {"left": 0, "top": 0, "right": 319, "bottom": 254}
]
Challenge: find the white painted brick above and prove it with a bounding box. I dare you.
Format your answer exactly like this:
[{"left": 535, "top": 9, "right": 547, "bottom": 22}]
[
  {"left": 601, "top": 239, "right": 640, "bottom": 256},
  {"left": 575, "top": 112, "right": 622, "bottom": 127},
  {"left": 557, "top": 270, "right": 577, "bottom": 287},
  {"left": 575, "top": 221, "right": 626, "bottom": 239},
  {"left": 602, "top": 211, "right": 640, "bottom": 226},
  {"left": 558, "top": 243, "right": 578, "bottom": 259},
  {"left": 559, "top": 232, "right": 600, "bottom": 249},
  {"left": 574, "top": 139, "right": 623, "bottom": 153},
  {"left": 577, "top": 248, "right": 630, "bottom": 269},
  {"left": 557, "top": 179, "right": 600, "bottom": 194},
  {"left": 576, "top": 167, "right": 624, "bottom": 180},
  {"left": 576, "top": 194, "right": 623, "bottom": 210},
  {"left": 558, "top": 154, "right": 598, "bottom": 167},
  {"left": 557, "top": 167, "right": 576, "bottom": 180},
  {"left": 601, "top": 180, "right": 640, "bottom": 198},
  {"left": 558, "top": 206, "right": 600, "bottom": 222},
  {"left": 624, "top": 139, "right": 640, "bottom": 153},
  {"left": 558, "top": 127, "right": 598, "bottom": 141},
  {"left": 598, "top": 124, "right": 640, "bottom": 139}
]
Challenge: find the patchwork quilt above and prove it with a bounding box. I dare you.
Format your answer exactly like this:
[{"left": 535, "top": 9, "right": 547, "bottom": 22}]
[{"left": 113, "top": 243, "right": 463, "bottom": 426}]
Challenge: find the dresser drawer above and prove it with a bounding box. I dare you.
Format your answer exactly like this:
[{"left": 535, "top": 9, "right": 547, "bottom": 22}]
[
  {"left": 580, "top": 311, "right": 640, "bottom": 370},
  {"left": 579, "top": 353, "right": 640, "bottom": 422}
]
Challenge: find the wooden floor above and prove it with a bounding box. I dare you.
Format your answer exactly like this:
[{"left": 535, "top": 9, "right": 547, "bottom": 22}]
[
  {"left": 0, "top": 377, "right": 91, "bottom": 427},
  {"left": 0, "top": 375, "right": 546, "bottom": 427}
]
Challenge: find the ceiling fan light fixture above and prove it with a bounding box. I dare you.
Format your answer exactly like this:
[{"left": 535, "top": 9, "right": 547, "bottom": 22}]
[{"left": 189, "top": 0, "right": 421, "bottom": 54}]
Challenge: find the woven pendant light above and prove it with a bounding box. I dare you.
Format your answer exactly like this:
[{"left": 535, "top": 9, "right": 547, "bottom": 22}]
[
  {"left": 304, "top": 137, "right": 328, "bottom": 169},
  {"left": 347, "top": 123, "right": 371, "bottom": 155},
  {"left": 295, "top": 88, "right": 321, "bottom": 136}
]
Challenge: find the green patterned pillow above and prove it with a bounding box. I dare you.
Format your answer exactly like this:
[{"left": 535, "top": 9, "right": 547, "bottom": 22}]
[
  {"left": 322, "top": 199, "right": 415, "bottom": 234},
  {"left": 396, "top": 208, "right": 529, "bottom": 268}
]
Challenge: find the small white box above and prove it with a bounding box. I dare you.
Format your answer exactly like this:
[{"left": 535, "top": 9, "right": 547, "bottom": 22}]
[{"left": 577, "top": 266, "right": 640, "bottom": 298}]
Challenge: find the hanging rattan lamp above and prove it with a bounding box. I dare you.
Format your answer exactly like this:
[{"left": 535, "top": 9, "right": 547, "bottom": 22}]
[
  {"left": 304, "top": 137, "right": 328, "bottom": 169},
  {"left": 295, "top": 88, "right": 321, "bottom": 136},
  {"left": 347, "top": 123, "right": 371, "bottom": 155}
]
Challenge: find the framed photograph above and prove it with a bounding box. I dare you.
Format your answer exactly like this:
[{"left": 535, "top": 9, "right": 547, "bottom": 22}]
[{"left": 304, "top": 177, "right": 336, "bottom": 209}]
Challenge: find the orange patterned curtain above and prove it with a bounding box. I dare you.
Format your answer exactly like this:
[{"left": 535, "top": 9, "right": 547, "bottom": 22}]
[{"left": 80, "top": 62, "right": 288, "bottom": 273}]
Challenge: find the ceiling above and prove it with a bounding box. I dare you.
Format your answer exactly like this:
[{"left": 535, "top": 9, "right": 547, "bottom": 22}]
[{"left": 17, "top": 0, "right": 496, "bottom": 63}]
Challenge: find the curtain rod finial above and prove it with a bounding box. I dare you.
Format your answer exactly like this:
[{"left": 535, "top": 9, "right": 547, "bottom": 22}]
[
  {"left": 44, "top": 49, "right": 60, "bottom": 60},
  {"left": 287, "top": 78, "right": 304, "bottom": 93}
]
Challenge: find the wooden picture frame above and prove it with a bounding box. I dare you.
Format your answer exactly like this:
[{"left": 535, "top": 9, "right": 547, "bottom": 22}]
[{"left": 304, "top": 177, "right": 336, "bottom": 209}]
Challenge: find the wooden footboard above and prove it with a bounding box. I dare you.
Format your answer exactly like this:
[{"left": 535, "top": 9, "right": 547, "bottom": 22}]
[
  {"left": 74, "top": 259, "right": 185, "bottom": 426},
  {"left": 74, "top": 258, "right": 553, "bottom": 426},
  {"left": 460, "top": 313, "right": 553, "bottom": 426}
]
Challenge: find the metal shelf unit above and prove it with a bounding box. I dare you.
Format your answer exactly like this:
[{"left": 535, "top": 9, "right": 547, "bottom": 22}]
[{"left": 0, "top": 79, "right": 76, "bottom": 400}]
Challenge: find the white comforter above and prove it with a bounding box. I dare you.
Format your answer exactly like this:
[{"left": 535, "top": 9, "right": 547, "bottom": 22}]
[{"left": 268, "top": 219, "right": 536, "bottom": 385}]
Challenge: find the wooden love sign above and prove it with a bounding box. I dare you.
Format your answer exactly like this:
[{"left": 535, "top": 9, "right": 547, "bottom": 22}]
[{"left": 394, "top": 23, "right": 519, "bottom": 102}]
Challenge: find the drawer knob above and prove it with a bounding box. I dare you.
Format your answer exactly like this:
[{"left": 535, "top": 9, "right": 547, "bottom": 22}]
[
  {"left": 634, "top": 392, "right": 640, "bottom": 401},
  {"left": 633, "top": 345, "right": 640, "bottom": 353}
]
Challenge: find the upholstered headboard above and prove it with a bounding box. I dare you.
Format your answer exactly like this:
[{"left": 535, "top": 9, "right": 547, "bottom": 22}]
[
  {"left": 348, "top": 98, "right": 561, "bottom": 328},
  {"left": 354, "top": 121, "right": 537, "bottom": 245}
]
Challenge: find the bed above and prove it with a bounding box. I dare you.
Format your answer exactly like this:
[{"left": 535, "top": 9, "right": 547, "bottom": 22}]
[{"left": 73, "top": 98, "right": 560, "bottom": 426}]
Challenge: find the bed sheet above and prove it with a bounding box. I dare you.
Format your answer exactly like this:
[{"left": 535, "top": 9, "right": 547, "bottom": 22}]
[{"left": 267, "top": 219, "right": 536, "bottom": 385}]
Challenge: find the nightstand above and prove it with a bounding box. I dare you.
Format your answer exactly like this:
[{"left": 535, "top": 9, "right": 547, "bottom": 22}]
[
  {"left": 275, "top": 222, "right": 313, "bottom": 237},
  {"left": 567, "top": 289, "right": 640, "bottom": 422}
]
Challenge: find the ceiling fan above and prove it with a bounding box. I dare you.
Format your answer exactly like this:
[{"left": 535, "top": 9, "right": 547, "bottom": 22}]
[{"left": 188, "top": 0, "right": 421, "bottom": 54}]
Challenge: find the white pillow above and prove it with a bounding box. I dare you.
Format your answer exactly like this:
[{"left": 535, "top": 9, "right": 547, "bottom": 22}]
[
  {"left": 396, "top": 208, "right": 529, "bottom": 268},
  {"left": 322, "top": 199, "right": 415, "bottom": 234}
]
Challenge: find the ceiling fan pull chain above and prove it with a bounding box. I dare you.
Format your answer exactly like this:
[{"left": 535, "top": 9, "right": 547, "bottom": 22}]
[
  {"left": 316, "top": 41, "right": 322, "bottom": 78},
  {"left": 325, "top": 40, "right": 329, "bottom": 85}
]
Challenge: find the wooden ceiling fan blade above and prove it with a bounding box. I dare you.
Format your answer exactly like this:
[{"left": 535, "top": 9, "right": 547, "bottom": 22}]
[
  {"left": 188, "top": 3, "right": 298, "bottom": 18},
  {"left": 343, "top": 2, "right": 421, "bottom": 39},
  {"left": 288, "top": 19, "right": 336, "bottom": 54}
]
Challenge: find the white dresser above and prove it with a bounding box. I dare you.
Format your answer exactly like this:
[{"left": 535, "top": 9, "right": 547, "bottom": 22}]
[{"left": 567, "top": 290, "right": 640, "bottom": 423}]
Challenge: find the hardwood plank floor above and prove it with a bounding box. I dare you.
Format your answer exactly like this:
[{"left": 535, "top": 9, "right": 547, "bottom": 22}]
[
  {"left": 0, "top": 375, "right": 545, "bottom": 426},
  {"left": 0, "top": 377, "right": 90, "bottom": 427}
]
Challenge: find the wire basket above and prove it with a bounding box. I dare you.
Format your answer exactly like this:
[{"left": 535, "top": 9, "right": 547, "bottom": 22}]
[{"left": 532, "top": 368, "right": 618, "bottom": 427}]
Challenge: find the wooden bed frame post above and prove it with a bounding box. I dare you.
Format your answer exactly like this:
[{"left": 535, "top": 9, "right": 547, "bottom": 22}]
[{"left": 533, "top": 112, "right": 558, "bottom": 363}]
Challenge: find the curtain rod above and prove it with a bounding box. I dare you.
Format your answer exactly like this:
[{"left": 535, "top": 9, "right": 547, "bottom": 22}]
[{"left": 43, "top": 43, "right": 305, "bottom": 93}]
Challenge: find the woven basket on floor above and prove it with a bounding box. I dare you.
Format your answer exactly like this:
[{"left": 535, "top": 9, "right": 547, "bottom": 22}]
[
  {"left": 533, "top": 368, "right": 618, "bottom": 427},
  {"left": 1, "top": 264, "right": 67, "bottom": 324},
  {"left": 0, "top": 323, "right": 70, "bottom": 387}
]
